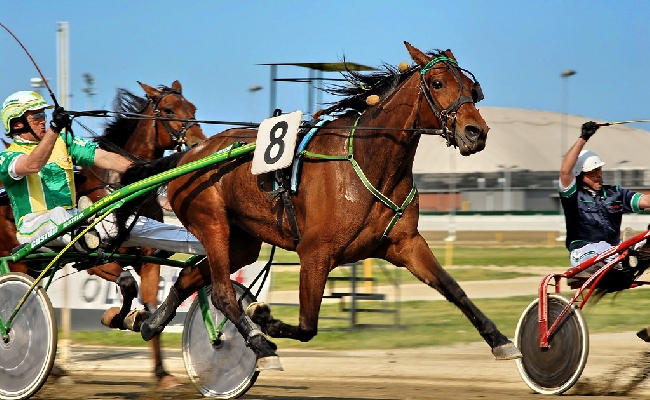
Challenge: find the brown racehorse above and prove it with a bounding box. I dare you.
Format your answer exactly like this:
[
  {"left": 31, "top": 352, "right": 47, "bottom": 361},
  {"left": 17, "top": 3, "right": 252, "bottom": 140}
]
[
  {"left": 2, "top": 80, "right": 206, "bottom": 388},
  {"left": 125, "top": 42, "right": 522, "bottom": 371}
]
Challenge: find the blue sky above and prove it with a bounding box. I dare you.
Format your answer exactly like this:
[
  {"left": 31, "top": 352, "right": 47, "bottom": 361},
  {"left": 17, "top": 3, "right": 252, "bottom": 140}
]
[{"left": 1, "top": 1, "right": 648, "bottom": 136}]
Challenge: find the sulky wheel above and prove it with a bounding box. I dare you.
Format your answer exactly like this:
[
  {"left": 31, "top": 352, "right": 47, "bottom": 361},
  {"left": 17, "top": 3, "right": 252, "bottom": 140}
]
[
  {"left": 515, "top": 294, "right": 589, "bottom": 395},
  {"left": 182, "top": 281, "right": 259, "bottom": 399},
  {"left": 0, "top": 273, "right": 57, "bottom": 400}
]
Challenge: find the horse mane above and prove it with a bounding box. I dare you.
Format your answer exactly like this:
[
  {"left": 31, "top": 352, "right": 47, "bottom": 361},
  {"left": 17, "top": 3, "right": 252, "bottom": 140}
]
[
  {"left": 321, "top": 50, "right": 446, "bottom": 116},
  {"left": 97, "top": 84, "right": 177, "bottom": 150}
]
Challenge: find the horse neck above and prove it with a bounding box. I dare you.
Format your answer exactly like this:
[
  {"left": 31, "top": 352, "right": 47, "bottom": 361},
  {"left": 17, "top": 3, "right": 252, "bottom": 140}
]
[
  {"left": 122, "top": 118, "right": 166, "bottom": 160},
  {"left": 348, "top": 79, "right": 424, "bottom": 183}
]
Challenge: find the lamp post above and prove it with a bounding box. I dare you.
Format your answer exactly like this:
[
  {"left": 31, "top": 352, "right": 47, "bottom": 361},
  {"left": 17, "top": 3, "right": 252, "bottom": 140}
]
[
  {"left": 560, "top": 69, "right": 576, "bottom": 157},
  {"left": 82, "top": 73, "right": 96, "bottom": 133},
  {"left": 30, "top": 77, "right": 46, "bottom": 95},
  {"left": 614, "top": 160, "right": 629, "bottom": 187},
  {"left": 558, "top": 69, "right": 576, "bottom": 241},
  {"left": 498, "top": 164, "right": 518, "bottom": 211},
  {"left": 249, "top": 85, "right": 263, "bottom": 121}
]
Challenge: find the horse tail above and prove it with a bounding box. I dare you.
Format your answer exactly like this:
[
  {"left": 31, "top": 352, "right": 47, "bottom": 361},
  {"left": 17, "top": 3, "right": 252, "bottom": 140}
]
[{"left": 121, "top": 152, "right": 185, "bottom": 186}]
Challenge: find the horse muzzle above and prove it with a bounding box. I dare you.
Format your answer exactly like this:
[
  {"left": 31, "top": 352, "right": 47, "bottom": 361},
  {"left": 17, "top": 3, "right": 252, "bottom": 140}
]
[{"left": 455, "top": 125, "right": 487, "bottom": 156}]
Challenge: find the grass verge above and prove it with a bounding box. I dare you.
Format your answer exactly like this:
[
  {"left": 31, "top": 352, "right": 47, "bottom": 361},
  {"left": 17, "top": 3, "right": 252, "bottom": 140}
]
[{"left": 68, "top": 287, "right": 650, "bottom": 350}]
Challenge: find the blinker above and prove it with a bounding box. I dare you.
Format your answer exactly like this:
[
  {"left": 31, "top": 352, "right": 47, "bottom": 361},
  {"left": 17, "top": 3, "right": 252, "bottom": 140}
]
[{"left": 472, "top": 82, "right": 484, "bottom": 103}]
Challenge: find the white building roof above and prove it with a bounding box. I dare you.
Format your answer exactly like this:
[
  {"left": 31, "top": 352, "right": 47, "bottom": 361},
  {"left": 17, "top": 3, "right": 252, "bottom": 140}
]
[{"left": 413, "top": 107, "right": 650, "bottom": 174}]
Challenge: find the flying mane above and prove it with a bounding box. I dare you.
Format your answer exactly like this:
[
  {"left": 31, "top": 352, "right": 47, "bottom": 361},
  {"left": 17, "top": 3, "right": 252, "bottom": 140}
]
[{"left": 321, "top": 50, "right": 445, "bottom": 115}]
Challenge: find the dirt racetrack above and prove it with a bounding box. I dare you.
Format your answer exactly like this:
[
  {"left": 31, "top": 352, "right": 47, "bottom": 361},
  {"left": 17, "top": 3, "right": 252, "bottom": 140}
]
[{"left": 30, "top": 331, "right": 650, "bottom": 400}]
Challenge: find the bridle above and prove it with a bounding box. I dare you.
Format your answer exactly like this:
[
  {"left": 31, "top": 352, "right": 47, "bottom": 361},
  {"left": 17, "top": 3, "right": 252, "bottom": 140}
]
[
  {"left": 150, "top": 89, "right": 198, "bottom": 152},
  {"left": 414, "top": 56, "right": 484, "bottom": 147}
]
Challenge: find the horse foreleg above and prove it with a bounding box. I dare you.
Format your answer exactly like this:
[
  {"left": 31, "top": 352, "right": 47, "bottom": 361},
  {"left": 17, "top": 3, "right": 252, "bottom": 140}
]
[
  {"left": 247, "top": 256, "right": 328, "bottom": 343},
  {"left": 140, "top": 258, "right": 210, "bottom": 341},
  {"left": 387, "top": 235, "right": 521, "bottom": 360}
]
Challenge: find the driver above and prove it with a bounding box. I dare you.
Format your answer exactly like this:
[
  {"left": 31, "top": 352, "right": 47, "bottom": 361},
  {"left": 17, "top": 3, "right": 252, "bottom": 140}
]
[
  {"left": 559, "top": 121, "right": 650, "bottom": 341},
  {"left": 0, "top": 90, "right": 206, "bottom": 255}
]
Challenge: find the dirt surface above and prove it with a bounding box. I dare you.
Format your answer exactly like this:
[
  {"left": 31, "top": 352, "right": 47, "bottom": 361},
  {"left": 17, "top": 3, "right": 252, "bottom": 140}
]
[{"left": 28, "top": 331, "right": 650, "bottom": 400}]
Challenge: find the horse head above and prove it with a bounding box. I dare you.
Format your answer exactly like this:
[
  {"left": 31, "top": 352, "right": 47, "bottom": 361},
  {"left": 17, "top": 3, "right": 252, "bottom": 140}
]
[
  {"left": 138, "top": 80, "right": 206, "bottom": 151},
  {"left": 405, "top": 42, "right": 488, "bottom": 156}
]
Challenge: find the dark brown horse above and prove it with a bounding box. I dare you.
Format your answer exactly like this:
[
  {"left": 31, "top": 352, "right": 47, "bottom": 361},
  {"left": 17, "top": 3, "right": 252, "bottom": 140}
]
[
  {"left": 2, "top": 80, "right": 206, "bottom": 388},
  {"left": 127, "top": 42, "right": 522, "bottom": 370}
]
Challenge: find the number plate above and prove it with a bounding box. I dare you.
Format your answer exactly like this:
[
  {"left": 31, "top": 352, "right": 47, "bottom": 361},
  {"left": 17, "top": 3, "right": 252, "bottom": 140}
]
[{"left": 251, "top": 110, "right": 302, "bottom": 175}]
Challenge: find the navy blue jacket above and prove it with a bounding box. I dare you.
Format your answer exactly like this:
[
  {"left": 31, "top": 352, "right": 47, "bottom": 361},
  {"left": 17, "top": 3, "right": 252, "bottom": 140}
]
[{"left": 559, "top": 179, "right": 643, "bottom": 251}]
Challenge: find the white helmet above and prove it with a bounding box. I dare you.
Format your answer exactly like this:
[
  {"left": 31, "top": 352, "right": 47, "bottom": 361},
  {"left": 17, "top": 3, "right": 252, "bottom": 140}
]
[
  {"left": 573, "top": 149, "right": 606, "bottom": 176},
  {"left": 1, "top": 91, "right": 53, "bottom": 133}
]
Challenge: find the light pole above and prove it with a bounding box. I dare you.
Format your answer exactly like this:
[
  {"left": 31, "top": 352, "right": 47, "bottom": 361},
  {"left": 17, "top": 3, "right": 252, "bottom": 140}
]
[
  {"left": 82, "top": 73, "right": 96, "bottom": 133},
  {"left": 558, "top": 69, "right": 576, "bottom": 241},
  {"left": 614, "top": 160, "right": 629, "bottom": 187},
  {"left": 30, "top": 77, "right": 46, "bottom": 95},
  {"left": 498, "top": 164, "right": 518, "bottom": 211},
  {"left": 249, "top": 85, "right": 263, "bottom": 121},
  {"left": 560, "top": 70, "right": 576, "bottom": 156}
]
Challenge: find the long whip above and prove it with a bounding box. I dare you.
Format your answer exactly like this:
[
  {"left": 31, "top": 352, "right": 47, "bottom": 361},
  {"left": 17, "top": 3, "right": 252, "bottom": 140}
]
[
  {"left": 596, "top": 119, "right": 650, "bottom": 127},
  {"left": 0, "top": 22, "right": 59, "bottom": 108}
]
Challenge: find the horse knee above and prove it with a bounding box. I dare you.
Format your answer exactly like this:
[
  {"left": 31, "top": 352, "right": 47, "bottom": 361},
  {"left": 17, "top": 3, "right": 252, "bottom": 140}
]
[{"left": 296, "top": 328, "right": 317, "bottom": 342}]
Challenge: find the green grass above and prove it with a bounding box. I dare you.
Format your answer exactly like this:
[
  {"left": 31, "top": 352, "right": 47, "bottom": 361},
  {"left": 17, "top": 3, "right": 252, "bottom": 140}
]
[
  {"left": 271, "top": 266, "right": 538, "bottom": 291},
  {"left": 266, "top": 245, "right": 569, "bottom": 291},
  {"left": 68, "top": 287, "right": 650, "bottom": 350},
  {"left": 259, "top": 245, "right": 570, "bottom": 268}
]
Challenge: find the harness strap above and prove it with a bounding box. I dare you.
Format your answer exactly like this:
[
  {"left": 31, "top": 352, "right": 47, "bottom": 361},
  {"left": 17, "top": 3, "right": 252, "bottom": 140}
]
[{"left": 299, "top": 117, "right": 417, "bottom": 240}]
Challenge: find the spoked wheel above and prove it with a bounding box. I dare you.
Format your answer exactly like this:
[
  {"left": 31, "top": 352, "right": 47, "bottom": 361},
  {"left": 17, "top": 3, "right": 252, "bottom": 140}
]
[
  {"left": 0, "top": 273, "right": 57, "bottom": 400},
  {"left": 515, "top": 294, "right": 589, "bottom": 395},
  {"left": 182, "top": 281, "right": 259, "bottom": 399}
]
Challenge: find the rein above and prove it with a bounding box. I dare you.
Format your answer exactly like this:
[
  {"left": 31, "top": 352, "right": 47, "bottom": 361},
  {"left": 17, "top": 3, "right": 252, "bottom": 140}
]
[
  {"left": 299, "top": 117, "right": 417, "bottom": 241},
  {"left": 416, "top": 56, "right": 482, "bottom": 147},
  {"left": 150, "top": 89, "right": 198, "bottom": 152}
]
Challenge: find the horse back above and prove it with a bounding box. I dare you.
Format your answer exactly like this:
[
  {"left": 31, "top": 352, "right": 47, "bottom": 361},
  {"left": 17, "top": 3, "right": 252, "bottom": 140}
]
[{"left": 168, "top": 124, "right": 420, "bottom": 258}]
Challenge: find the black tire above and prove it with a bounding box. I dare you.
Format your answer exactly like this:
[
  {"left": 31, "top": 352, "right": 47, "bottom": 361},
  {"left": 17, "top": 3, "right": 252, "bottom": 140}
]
[
  {"left": 515, "top": 294, "right": 589, "bottom": 394},
  {"left": 0, "top": 273, "right": 57, "bottom": 400},
  {"left": 182, "top": 281, "right": 259, "bottom": 399}
]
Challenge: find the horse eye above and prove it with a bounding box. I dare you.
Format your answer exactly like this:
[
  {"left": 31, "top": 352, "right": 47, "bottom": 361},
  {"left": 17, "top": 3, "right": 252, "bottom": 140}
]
[
  {"left": 163, "top": 107, "right": 175, "bottom": 115},
  {"left": 431, "top": 80, "right": 443, "bottom": 90}
]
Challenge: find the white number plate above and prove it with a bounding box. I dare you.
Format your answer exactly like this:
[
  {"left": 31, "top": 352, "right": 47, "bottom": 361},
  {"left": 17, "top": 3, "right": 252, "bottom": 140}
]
[{"left": 251, "top": 110, "right": 302, "bottom": 175}]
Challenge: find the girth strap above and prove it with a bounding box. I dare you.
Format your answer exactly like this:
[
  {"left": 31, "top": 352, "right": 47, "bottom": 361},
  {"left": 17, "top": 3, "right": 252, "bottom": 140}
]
[{"left": 300, "top": 117, "right": 417, "bottom": 241}]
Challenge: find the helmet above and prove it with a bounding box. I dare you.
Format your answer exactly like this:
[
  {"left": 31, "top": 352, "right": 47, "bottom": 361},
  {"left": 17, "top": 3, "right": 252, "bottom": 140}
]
[
  {"left": 1, "top": 91, "right": 53, "bottom": 133},
  {"left": 573, "top": 149, "right": 606, "bottom": 176}
]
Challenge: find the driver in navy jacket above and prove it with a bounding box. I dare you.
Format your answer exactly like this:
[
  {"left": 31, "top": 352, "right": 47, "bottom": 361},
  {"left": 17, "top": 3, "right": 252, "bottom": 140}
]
[{"left": 559, "top": 121, "right": 650, "bottom": 342}]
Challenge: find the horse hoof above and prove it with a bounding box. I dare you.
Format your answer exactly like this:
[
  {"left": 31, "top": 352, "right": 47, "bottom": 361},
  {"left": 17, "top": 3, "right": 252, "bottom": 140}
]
[
  {"left": 492, "top": 341, "right": 523, "bottom": 360},
  {"left": 637, "top": 327, "right": 650, "bottom": 342},
  {"left": 256, "top": 356, "right": 283, "bottom": 371},
  {"left": 159, "top": 374, "right": 182, "bottom": 390},
  {"left": 124, "top": 309, "right": 151, "bottom": 332},
  {"left": 245, "top": 301, "right": 272, "bottom": 325},
  {"left": 141, "top": 320, "right": 164, "bottom": 341},
  {"left": 101, "top": 307, "right": 124, "bottom": 329}
]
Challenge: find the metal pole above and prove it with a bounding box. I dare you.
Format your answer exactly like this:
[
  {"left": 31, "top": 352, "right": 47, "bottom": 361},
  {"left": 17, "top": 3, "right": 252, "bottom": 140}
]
[
  {"left": 558, "top": 70, "right": 575, "bottom": 241},
  {"left": 270, "top": 65, "right": 277, "bottom": 116},
  {"left": 56, "top": 20, "right": 71, "bottom": 366}
]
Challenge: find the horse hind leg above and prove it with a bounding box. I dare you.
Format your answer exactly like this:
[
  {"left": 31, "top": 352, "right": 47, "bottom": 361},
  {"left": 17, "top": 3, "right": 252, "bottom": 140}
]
[
  {"left": 94, "top": 265, "right": 150, "bottom": 331},
  {"left": 236, "top": 312, "right": 283, "bottom": 371},
  {"left": 245, "top": 302, "right": 307, "bottom": 340},
  {"left": 140, "top": 259, "right": 211, "bottom": 341}
]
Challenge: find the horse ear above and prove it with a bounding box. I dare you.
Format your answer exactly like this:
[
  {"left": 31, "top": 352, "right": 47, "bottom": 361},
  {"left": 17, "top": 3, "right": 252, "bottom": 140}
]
[
  {"left": 138, "top": 81, "right": 162, "bottom": 100},
  {"left": 444, "top": 49, "right": 457, "bottom": 61},
  {"left": 171, "top": 80, "right": 182, "bottom": 93},
  {"left": 404, "top": 41, "right": 429, "bottom": 66}
]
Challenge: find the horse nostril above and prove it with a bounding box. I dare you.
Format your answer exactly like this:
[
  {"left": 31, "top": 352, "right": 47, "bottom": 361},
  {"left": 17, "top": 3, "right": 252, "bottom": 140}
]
[{"left": 465, "top": 124, "right": 482, "bottom": 141}]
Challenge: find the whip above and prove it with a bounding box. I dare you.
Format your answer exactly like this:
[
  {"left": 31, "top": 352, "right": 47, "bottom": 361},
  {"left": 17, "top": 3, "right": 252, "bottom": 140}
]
[
  {"left": 596, "top": 119, "right": 650, "bottom": 127},
  {"left": 0, "top": 22, "right": 59, "bottom": 108}
]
